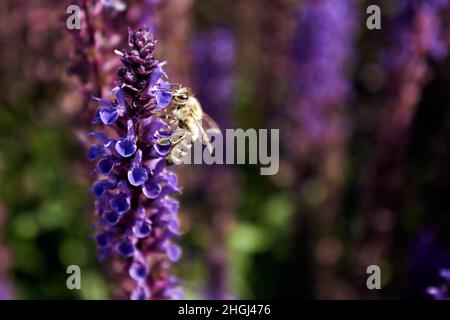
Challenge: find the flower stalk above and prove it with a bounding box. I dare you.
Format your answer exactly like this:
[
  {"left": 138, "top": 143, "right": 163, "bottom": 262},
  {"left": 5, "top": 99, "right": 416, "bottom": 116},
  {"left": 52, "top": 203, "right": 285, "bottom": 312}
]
[{"left": 90, "top": 27, "right": 183, "bottom": 300}]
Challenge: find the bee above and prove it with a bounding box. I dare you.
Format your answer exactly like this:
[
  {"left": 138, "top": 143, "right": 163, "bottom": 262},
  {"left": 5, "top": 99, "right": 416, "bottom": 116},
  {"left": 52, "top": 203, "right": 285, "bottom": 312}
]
[{"left": 154, "top": 85, "right": 221, "bottom": 165}]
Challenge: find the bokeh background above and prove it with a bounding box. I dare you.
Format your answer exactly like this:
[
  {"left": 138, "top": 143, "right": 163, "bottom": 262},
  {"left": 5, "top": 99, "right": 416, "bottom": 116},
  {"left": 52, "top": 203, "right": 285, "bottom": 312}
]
[{"left": 1, "top": 0, "right": 450, "bottom": 299}]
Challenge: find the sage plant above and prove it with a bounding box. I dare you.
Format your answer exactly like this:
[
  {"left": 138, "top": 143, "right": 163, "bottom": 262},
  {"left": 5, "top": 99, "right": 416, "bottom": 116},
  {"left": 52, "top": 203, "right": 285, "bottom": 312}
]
[
  {"left": 351, "top": 0, "right": 450, "bottom": 298},
  {"left": 90, "top": 27, "right": 182, "bottom": 300},
  {"left": 289, "top": 0, "right": 357, "bottom": 298},
  {"left": 68, "top": 0, "right": 159, "bottom": 123}
]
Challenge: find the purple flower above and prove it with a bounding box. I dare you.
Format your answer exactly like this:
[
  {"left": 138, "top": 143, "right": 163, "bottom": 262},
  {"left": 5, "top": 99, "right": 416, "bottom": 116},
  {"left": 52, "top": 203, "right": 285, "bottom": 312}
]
[
  {"left": 191, "top": 29, "right": 236, "bottom": 128},
  {"left": 129, "top": 261, "right": 149, "bottom": 281},
  {"left": 132, "top": 218, "right": 152, "bottom": 238},
  {"left": 290, "top": 0, "right": 356, "bottom": 148},
  {"left": 101, "top": 0, "right": 126, "bottom": 12},
  {"left": 115, "top": 238, "right": 135, "bottom": 257},
  {"left": 115, "top": 120, "right": 137, "bottom": 157},
  {"left": 89, "top": 27, "right": 183, "bottom": 299},
  {"left": 427, "top": 268, "right": 450, "bottom": 300},
  {"left": 148, "top": 64, "right": 173, "bottom": 109},
  {"left": 127, "top": 150, "right": 148, "bottom": 186},
  {"left": 190, "top": 29, "right": 237, "bottom": 300},
  {"left": 131, "top": 285, "right": 151, "bottom": 300}
]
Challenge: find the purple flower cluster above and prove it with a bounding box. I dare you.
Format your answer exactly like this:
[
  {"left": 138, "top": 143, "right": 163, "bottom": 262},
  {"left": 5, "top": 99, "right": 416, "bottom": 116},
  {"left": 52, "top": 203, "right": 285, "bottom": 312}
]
[
  {"left": 290, "top": 0, "right": 356, "bottom": 150},
  {"left": 386, "top": 0, "right": 450, "bottom": 63},
  {"left": 381, "top": 0, "right": 450, "bottom": 108},
  {"left": 68, "top": 0, "right": 159, "bottom": 119},
  {"left": 427, "top": 269, "right": 450, "bottom": 299},
  {"left": 191, "top": 29, "right": 236, "bottom": 129},
  {"left": 191, "top": 29, "right": 237, "bottom": 300},
  {"left": 89, "top": 27, "right": 182, "bottom": 300}
]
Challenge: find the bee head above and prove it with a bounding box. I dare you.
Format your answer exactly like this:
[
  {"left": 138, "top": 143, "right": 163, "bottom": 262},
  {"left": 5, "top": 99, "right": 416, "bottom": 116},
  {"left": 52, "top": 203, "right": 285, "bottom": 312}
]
[{"left": 172, "top": 87, "right": 193, "bottom": 103}]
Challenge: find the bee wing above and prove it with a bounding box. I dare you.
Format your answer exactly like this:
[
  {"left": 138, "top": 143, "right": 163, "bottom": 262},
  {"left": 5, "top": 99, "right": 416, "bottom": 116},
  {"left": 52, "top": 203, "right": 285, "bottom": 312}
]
[
  {"left": 201, "top": 113, "right": 222, "bottom": 134},
  {"left": 191, "top": 118, "right": 213, "bottom": 153},
  {"left": 191, "top": 112, "right": 221, "bottom": 153}
]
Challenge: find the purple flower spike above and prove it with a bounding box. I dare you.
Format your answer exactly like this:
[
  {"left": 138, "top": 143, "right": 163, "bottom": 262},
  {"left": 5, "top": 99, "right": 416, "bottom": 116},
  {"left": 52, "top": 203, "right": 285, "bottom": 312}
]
[{"left": 88, "top": 27, "right": 183, "bottom": 300}]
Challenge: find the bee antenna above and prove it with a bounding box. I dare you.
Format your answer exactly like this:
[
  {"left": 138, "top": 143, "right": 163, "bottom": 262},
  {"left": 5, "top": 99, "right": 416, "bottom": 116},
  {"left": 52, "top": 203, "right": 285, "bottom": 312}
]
[{"left": 167, "top": 83, "right": 182, "bottom": 89}]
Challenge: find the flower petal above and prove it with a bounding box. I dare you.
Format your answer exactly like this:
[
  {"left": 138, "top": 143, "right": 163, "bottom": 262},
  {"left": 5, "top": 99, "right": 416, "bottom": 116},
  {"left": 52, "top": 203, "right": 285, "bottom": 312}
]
[
  {"left": 91, "top": 179, "right": 114, "bottom": 197},
  {"left": 95, "top": 232, "right": 109, "bottom": 248},
  {"left": 115, "top": 239, "right": 135, "bottom": 257},
  {"left": 110, "top": 194, "right": 130, "bottom": 214},
  {"left": 153, "top": 140, "right": 171, "bottom": 156},
  {"left": 128, "top": 166, "right": 148, "bottom": 186},
  {"left": 98, "top": 157, "right": 115, "bottom": 174},
  {"left": 130, "top": 285, "right": 151, "bottom": 300},
  {"left": 103, "top": 211, "right": 120, "bottom": 225},
  {"left": 88, "top": 144, "right": 104, "bottom": 161},
  {"left": 166, "top": 243, "right": 182, "bottom": 262},
  {"left": 129, "top": 261, "right": 149, "bottom": 281},
  {"left": 132, "top": 219, "right": 152, "bottom": 238},
  {"left": 142, "top": 181, "right": 161, "bottom": 199},
  {"left": 115, "top": 138, "right": 137, "bottom": 157},
  {"left": 156, "top": 90, "right": 173, "bottom": 109},
  {"left": 99, "top": 107, "right": 119, "bottom": 124}
]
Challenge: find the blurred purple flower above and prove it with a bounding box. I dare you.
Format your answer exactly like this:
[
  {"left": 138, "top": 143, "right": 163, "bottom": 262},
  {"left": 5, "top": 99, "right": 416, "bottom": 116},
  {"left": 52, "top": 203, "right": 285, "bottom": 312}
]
[
  {"left": 101, "top": 0, "right": 126, "bottom": 12},
  {"left": 191, "top": 29, "right": 236, "bottom": 129},
  {"left": 191, "top": 29, "right": 237, "bottom": 300},
  {"left": 427, "top": 268, "right": 450, "bottom": 299},
  {"left": 290, "top": 0, "right": 356, "bottom": 149},
  {"left": 89, "top": 27, "right": 182, "bottom": 300}
]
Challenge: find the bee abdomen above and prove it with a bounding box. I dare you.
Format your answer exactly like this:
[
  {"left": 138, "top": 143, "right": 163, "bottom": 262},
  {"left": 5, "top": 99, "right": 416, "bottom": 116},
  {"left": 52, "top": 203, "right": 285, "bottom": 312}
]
[{"left": 166, "top": 128, "right": 193, "bottom": 165}]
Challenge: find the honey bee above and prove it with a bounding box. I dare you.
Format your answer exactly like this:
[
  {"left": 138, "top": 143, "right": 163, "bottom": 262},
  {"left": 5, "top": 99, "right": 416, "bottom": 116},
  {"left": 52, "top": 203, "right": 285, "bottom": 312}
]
[{"left": 154, "top": 86, "right": 221, "bottom": 165}]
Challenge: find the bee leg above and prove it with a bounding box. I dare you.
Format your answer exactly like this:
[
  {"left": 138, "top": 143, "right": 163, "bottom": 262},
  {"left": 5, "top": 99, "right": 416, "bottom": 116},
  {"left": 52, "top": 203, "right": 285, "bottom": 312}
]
[{"left": 169, "top": 128, "right": 188, "bottom": 145}]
